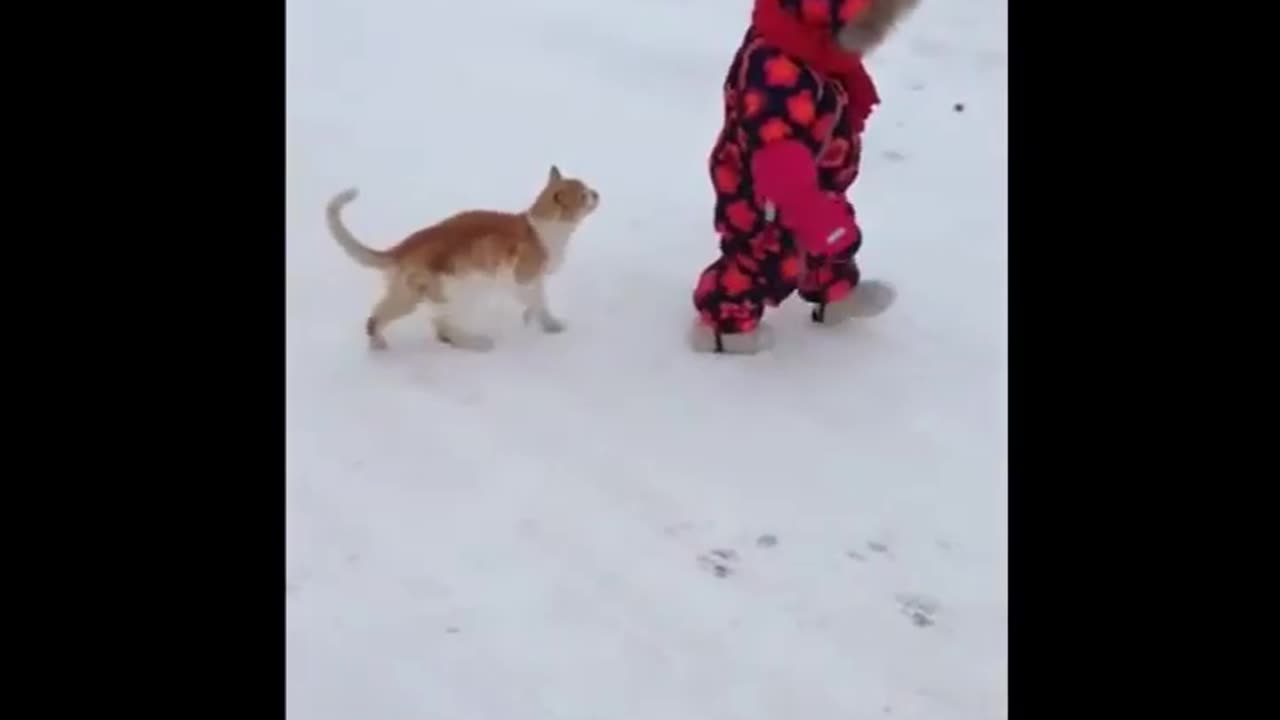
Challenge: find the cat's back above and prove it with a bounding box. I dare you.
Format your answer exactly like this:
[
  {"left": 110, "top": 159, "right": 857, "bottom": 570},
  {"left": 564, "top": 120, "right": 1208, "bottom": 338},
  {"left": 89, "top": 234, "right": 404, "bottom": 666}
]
[{"left": 390, "top": 208, "right": 541, "bottom": 275}]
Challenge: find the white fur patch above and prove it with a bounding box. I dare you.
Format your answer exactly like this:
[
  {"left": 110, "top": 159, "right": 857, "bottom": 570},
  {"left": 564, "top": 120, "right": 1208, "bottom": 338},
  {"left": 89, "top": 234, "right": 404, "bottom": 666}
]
[
  {"left": 526, "top": 216, "right": 577, "bottom": 274},
  {"left": 422, "top": 270, "right": 518, "bottom": 337}
]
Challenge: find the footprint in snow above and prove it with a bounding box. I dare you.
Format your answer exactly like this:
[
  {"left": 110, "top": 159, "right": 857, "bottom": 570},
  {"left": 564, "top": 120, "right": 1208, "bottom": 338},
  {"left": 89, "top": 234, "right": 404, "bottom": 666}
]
[
  {"left": 697, "top": 548, "right": 739, "bottom": 578},
  {"left": 895, "top": 593, "right": 941, "bottom": 628},
  {"left": 867, "top": 540, "right": 892, "bottom": 556}
]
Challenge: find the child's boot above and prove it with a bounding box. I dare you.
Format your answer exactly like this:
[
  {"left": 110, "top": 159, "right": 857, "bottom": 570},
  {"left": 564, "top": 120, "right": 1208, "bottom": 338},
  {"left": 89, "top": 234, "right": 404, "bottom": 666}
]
[
  {"left": 811, "top": 279, "right": 896, "bottom": 325},
  {"left": 688, "top": 321, "right": 775, "bottom": 355}
]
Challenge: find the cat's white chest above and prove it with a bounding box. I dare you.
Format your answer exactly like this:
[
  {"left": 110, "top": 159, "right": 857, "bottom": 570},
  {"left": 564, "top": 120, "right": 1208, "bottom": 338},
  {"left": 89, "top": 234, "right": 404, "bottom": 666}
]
[{"left": 530, "top": 218, "right": 576, "bottom": 274}]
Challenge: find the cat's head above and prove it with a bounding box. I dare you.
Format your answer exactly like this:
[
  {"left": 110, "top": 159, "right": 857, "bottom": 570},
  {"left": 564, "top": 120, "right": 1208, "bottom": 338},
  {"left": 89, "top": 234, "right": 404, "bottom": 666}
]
[
  {"left": 835, "top": 0, "right": 921, "bottom": 56},
  {"left": 532, "top": 165, "right": 600, "bottom": 224}
]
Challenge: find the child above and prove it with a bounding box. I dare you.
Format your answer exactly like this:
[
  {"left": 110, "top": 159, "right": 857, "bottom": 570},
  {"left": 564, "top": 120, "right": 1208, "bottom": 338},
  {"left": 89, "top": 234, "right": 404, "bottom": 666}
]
[{"left": 690, "top": 0, "right": 919, "bottom": 354}]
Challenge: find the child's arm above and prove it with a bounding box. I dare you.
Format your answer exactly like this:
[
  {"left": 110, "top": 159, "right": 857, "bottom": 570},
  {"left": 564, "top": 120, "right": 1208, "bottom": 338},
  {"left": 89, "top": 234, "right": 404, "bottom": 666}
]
[{"left": 736, "top": 50, "right": 858, "bottom": 258}]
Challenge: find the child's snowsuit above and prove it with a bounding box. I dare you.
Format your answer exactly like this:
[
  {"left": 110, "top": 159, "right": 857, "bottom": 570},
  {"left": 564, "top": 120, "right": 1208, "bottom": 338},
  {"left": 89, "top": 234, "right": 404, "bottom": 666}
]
[{"left": 693, "top": 0, "right": 879, "bottom": 336}]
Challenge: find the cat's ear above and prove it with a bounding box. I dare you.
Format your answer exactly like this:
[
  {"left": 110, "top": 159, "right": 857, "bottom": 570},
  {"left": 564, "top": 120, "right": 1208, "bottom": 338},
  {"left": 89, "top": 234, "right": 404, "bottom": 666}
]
[{"left": 549, "top": 165, "right": 562, "bottom": 183}]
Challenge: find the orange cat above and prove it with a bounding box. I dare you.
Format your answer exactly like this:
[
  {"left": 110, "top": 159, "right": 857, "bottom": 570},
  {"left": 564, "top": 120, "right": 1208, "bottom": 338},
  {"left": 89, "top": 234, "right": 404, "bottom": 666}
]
[{"left": 325, "top": 166, "right": 600, "bottom": 352}]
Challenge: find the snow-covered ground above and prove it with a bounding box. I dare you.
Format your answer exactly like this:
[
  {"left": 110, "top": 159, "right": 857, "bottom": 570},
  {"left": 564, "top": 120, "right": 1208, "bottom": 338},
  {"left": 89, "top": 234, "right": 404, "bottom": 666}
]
[{"left": 286, "top": 1, "right": 1007, "bottom": 718}]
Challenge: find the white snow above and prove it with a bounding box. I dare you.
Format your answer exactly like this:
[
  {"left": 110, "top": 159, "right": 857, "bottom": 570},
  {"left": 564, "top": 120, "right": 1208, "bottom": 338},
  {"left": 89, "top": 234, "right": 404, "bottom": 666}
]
[{"left": 286, "top": 1, "right": 1007, "bottom": 718}]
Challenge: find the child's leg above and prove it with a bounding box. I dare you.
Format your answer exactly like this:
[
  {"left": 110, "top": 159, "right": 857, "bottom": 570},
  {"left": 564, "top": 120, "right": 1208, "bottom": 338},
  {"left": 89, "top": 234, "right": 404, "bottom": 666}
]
[
  {"left": 797, "top": 223, "right": 895, "bottom": 323},
  {"left": 691, "top": 229, "right": 799, "bottom": 353},
  {"left": 798, "top": 240, "right": 861, "bottom": 308}
]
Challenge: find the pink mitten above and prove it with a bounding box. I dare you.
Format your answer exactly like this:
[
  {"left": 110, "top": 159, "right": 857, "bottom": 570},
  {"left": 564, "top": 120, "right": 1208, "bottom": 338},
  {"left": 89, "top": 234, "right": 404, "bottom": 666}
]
[
  {"left": 751, "top": 140, "right": 858, "bottom": 257},
  {"left": 787, "top": 192, "right": 858, "bottom": 257}
]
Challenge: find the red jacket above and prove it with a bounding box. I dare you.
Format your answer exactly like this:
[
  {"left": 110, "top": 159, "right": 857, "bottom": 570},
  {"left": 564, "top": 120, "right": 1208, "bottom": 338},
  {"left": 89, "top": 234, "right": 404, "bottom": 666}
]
[{"left": 709, "top": 0, "right": 879, "bottom": 256}]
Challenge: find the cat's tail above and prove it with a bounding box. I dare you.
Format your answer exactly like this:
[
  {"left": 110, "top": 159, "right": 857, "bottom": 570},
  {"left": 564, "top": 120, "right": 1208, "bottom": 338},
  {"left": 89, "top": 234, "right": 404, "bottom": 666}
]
[{"left": 326, "top": 188, "right": 393, "bottom": 269}]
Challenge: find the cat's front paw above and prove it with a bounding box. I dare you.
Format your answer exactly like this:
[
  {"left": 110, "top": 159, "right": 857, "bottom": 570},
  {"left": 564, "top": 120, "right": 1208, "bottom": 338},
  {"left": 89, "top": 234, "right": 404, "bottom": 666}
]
[
  {"left": 525, "top": 307, "right": 565, "bottom": 333},
  {"left": 540, "top": 316, "right": 566, "bottom": 334}
]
